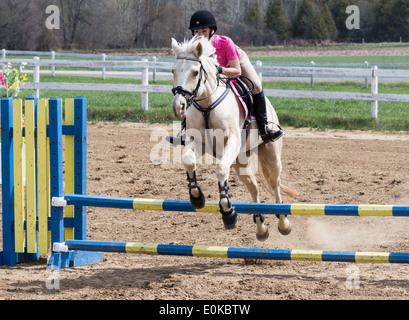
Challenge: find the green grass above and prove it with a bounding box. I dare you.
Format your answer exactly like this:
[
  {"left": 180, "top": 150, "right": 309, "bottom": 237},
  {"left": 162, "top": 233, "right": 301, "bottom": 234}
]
[
  {"left": 265, "top": 81, "right": 409, "bottom": 131},
  {"left": 15, "top": 74, "right": 409, "bottom": 132}
]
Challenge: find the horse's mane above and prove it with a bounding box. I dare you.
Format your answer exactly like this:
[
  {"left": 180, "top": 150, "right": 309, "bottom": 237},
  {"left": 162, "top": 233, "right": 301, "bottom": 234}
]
[{"left": 173, "top": 36, "right": 219, "bottom": 71}]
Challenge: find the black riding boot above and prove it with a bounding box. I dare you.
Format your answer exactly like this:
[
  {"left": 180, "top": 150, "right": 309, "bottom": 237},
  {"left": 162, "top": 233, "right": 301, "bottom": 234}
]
[
  {"left": 166, "top": 119, "right": 186, "bottom": 146},
  {"left": 253, "top": 91, "right": 284, "bottom": 143}
]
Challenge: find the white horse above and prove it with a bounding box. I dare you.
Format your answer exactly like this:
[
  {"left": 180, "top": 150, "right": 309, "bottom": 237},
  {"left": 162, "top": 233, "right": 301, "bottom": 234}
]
[{"left": 171, "top": 37, "right": 294, "bottom": 241}]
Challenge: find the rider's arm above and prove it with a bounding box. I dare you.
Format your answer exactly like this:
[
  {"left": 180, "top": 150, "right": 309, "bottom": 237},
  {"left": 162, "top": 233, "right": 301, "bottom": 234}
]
[{"left": 219, "top": 57, "right": 241, "bottom": 77}]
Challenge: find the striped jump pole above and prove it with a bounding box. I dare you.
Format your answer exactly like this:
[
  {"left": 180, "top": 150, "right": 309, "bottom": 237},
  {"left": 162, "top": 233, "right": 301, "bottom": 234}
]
[
  {"left": 62, "top": 194, "right": 409, "bottom": 217},
  {"left": 54, "top": 240, "right": 409, "bottom": 264}
]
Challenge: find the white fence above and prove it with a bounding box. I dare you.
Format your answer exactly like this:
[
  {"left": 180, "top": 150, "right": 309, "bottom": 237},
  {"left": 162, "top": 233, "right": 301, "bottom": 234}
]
[{"left": 1, "top": 56, "right": 409, "bottom": 120}]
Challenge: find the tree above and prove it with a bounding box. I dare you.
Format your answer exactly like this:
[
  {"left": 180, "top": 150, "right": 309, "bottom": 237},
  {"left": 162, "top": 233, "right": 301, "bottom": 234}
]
[
  {"left": 320, "top": 1, "right": 337, "bottom": 40},
  {"left": 58, "top": 0, "right": 90, "bottom": 49},
  {"left": 292, "top": 0, "right": 315, "bottom": 38},
  {"left": 244, "top": 0, "right": 264, "bottom": 28},
  {"left": 344, "top": 0, "right": 378, "bottom": 42},
  {"left": 392, "top": 0, "right": 409, "bottom": 41},
  {"left": 328, "top": 0, "right": 354, "bottom": 39},
  {"left": 265, "top": 0, "right": 290, "bottom": 40},
  {"left": 0, "top": 0, "right": 42, "bottom": 50},
  {"left": 293, "top": 0, "right": 337, "bottom": 41},
  {"left": 242, "top": 0, "right": 265, "bottom": 45},
  {"left": 373, "top": 0, "right": 409, "bottom": 41}
]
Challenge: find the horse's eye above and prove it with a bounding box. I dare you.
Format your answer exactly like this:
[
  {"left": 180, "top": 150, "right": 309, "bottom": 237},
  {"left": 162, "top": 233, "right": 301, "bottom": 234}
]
[
  {"left": 172, "top": 69, "right": 175, "bottom": 74},
  {"left": 193, "top": 71, "right": 199, "bottom": 77}
]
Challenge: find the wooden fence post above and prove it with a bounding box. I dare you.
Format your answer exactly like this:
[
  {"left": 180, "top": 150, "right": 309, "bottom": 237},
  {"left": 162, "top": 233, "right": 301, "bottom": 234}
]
[
  {"left": 142, "top": 59, "right": 149, "bottom": 112},
  {"left": 256, "top": 60, "right": 263, "bottom": 83},
  {"left": 371, "top": 65, "right": 378, "bottom": 120},
  {"left": 102, "top": 54, "right": 106, "bottom": 80},
  {"left": 51, "top": 51, "right": 56, "bottom": 77},
  {"left": 310, "top": 61, "right": 315, "bottom": 87},
  {"left": 364, "top": 61, "right": 369, "bottom": 89},
  {"left": 33, "top": 57, "right": 40, "bottom": 98},
  {"left": 1, "top": 49, "right": 5, "bottom": 73},
  {"left": 152, "top": 56, "right": 157, "bottom": 83}
]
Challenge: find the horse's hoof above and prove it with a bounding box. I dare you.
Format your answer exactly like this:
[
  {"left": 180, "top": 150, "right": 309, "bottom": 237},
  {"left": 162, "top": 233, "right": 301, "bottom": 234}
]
[
  {"left": 222, "top": 208, "right": 238, "bottom": 230},
  {"left": 190, "top": 187, "right": 206, "bottom": 209},
  {"left": 278, "top": 220, "right": 292, "bottom": 235},
  {"left": 256, "top": 229, "right": 270, "bottom": 242}
]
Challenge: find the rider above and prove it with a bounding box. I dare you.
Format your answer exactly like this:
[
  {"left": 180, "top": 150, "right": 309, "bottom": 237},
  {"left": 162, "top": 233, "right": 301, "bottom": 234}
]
[{"left": 168, "top": 10, "right": 284, "bottom": 145}]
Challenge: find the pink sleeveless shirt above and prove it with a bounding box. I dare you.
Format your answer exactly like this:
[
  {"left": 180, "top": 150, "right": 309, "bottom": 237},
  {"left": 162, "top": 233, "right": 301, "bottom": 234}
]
[{"left": 212, "top": 35, "right": 239, "bottom": 67}]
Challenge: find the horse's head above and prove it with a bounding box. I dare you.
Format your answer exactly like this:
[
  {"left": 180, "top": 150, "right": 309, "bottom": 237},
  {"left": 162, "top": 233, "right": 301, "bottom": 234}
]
[{"left": 171, "top": 37, "right": 217, "bottom": 118}]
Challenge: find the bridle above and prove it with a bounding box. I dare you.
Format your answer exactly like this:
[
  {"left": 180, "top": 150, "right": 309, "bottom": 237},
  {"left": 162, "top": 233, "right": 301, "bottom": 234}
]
[
  {"left": 171, "top": 56, "right": 230, "bottom": 129},
  {"left": 171, "top": 56, "right": 208, "bottom": 106}
]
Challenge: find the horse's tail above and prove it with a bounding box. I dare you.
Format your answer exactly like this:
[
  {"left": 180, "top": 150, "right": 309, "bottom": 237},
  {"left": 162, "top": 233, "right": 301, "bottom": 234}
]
[
  {"left": 257, "top": 168, "right": 297, "bottom": 201},
  {"left": 280, "top": 183, "right": 298, "bottom": 199},
  {"left": 255, "top": 147, "right": 297, "bottom": 201}
]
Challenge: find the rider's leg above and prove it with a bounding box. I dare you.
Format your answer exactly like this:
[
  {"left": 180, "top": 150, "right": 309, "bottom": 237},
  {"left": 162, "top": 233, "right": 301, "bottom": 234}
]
[
  {"left": 237, "top": 47, "right": 284, "bottom": 143},
  {"left": 253, "top": 91, "right": 284, "bottom": 143}
]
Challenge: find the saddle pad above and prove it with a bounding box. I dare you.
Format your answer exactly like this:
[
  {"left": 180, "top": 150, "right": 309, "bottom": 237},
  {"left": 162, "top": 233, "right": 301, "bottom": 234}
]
[{"left": 230, "top": 82, "right": 256, "bottom": 121}]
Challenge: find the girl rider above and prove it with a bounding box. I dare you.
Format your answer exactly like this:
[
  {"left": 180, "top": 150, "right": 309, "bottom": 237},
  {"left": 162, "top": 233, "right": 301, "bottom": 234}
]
[{"left": 168, "top": 10, "right": 284, "bottom": 144}]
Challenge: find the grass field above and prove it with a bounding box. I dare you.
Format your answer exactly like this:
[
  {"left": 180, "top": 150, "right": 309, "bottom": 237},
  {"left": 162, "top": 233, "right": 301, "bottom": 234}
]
[{"left": 14, "top": 62, "right": 409, "bottom": 132}]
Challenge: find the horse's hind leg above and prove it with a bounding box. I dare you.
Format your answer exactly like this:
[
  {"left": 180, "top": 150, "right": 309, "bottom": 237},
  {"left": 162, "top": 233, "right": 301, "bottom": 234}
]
[{"left": 232, "top": 163, "right": 269, "bottom": 241}]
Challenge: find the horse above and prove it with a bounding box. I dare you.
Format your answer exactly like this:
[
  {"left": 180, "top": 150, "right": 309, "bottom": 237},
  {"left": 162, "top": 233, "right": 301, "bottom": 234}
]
[{"left": 171, "top": 37, "right": 294, "bottom": 241}]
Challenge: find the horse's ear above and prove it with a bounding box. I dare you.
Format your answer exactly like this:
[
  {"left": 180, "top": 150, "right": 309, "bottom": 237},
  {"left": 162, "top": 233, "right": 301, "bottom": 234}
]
[
  {"left": 194, "top": 42, "right": 203, "bottom": 58},
  {"left": 171, "top": 38, "right": 182, "bottom": 55}
]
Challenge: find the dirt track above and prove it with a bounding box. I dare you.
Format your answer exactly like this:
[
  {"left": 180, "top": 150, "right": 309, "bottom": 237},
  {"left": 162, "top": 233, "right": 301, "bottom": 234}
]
[{"left": 1, "top": 122, "right": 409, "bottom": 300}]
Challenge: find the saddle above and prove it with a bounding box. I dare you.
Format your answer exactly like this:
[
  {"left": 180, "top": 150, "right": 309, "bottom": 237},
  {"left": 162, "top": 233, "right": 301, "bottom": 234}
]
[{"left": 229, "top": 76, "right": 254, "bottom": 133}]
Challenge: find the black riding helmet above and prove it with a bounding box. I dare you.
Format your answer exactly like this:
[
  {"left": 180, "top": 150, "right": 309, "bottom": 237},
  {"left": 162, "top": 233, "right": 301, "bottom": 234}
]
[{"left": 189, "top": 10, "right": 217, "bottom": 36}]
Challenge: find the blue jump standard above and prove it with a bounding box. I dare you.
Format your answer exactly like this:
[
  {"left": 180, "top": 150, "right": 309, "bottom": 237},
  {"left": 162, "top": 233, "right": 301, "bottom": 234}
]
[{"left": 64, "top": 194, "right": 409, "bottom": 217}]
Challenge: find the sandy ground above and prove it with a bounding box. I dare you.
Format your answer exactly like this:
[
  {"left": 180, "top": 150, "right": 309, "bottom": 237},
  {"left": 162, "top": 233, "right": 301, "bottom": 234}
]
[{"left": 1, "top": 122, "right": 409, "bottom": 301}]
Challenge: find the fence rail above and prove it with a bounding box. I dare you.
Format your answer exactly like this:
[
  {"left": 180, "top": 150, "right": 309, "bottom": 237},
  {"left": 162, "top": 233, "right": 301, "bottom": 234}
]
[{"left": 1, "top": 56, "right": 409, "bottom": 120}]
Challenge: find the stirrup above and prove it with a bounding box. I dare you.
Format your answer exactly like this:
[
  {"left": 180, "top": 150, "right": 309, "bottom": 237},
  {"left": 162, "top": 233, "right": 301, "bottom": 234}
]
[{"left": 261, "top": 125, "right": 285, "bottom": 143}]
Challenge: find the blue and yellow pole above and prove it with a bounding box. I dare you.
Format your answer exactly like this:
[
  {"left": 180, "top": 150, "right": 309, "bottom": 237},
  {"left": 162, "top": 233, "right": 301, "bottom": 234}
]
[
  {"left": 64, "top": 194, "right": 409, "bottom": 217},
  {"left": 64, "top": 240, "right": 409, "bottom": 264}
]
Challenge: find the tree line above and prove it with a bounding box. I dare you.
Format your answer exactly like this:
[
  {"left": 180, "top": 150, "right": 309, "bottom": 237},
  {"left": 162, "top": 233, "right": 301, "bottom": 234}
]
[{"left": 0, "top": 0, "right": 408, "bottom": 51}]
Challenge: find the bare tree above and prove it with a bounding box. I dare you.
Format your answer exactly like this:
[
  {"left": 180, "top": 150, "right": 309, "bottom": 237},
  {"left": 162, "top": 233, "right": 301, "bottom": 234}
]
[
  {"left": 58, "top": 0, "right": 89, "bottom": 49},
  {"left": 0, "top": 0, "right": 42, "bottom": 50}
]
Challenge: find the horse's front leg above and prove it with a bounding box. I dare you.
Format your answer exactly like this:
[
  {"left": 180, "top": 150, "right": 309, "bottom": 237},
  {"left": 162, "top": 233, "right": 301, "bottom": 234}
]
[
  {"left": 216, "top": 135, "right": 240, "bottom": 229},
  {"left": 183, "top": 139, "right": 205, "bottom": 209}
]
